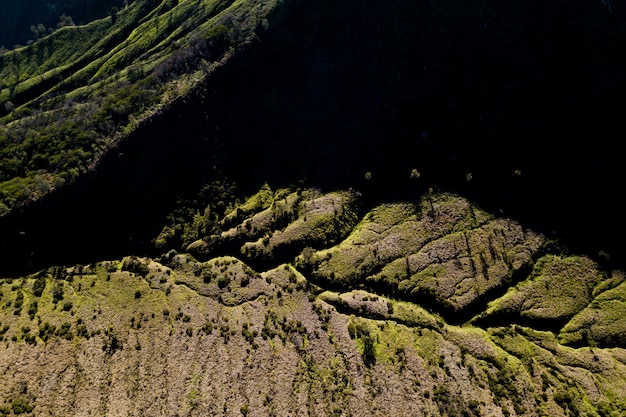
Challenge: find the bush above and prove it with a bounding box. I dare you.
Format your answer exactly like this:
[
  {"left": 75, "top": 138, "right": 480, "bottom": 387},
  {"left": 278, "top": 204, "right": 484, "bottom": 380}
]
[
  {"left": 103, "top": 328, "right": 122, "bottom": 354},
  {"left": 33, "top": 276, "right": 46, "bottom": 297},
  {"left": 14, "top": 290, "right": 24, "bottom": 308},
  {"left": 11, "top": 398, "right": 33, "bottom": 414},
  {"left": 122, "top": 256, "right": 150, "bottom": 277},
  {"left": 38, "top": 322, "right": 56, "bottom": 342},
  {"left": 56, "top": 322, "right": 73, "bottom": 340},
  {"left": 217, "top": 275, "right": 230, "bottom": 289},
  {"left": 52, "top": 284, "right": 64, "bottom": 303},
  {"left": 362, "top": 333, "right": 376, "bottom": 367},
  {"left": 13, "top": 290, "right": 24, "bottom": 315},
  {"left": 241, "top": 275, "right": 250, "bottom": 287},
  {"left": 28, "top": 301, "right": 38, "bottom": 319}
]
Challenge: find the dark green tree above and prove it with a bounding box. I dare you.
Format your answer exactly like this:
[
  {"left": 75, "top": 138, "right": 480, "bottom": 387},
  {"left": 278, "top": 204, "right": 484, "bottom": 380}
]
[
  {"left": 110, "top": 7, "right": 119, "bottom": 24},
  {"left": 362, "top": 333, "right": 376, "bottom": 367}
]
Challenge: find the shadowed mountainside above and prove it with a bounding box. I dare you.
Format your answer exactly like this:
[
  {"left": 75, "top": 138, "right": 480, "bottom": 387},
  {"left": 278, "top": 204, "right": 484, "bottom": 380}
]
[{"left": 1, "top": 0, "right": 625, "bottom": 276}]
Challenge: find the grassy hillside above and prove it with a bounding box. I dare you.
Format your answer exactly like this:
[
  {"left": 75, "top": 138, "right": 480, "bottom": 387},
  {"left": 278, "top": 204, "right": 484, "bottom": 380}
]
[
  {"left": 0, "top": 0, "right": 283, "bottom": 214},
  {"left": 1, "top": 189, "right": 626, "bottom": 416},
  {"left": 1, "top": 0, "right": 626, "bottom": 415}
]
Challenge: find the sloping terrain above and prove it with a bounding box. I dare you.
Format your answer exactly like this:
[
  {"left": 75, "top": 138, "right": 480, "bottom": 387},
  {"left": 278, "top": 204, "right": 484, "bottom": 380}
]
[
  {"left": 1, "top": 188, "right": 626, "bottom": 416},
  {"left": 1, "top": 0, "right": 626, "bottom": 275},
  {"left": 0, "top": 0, "right": 283, "bottom": 213},
  {"left": 1, "top": 0, "right": 626, "bottom": 416}
]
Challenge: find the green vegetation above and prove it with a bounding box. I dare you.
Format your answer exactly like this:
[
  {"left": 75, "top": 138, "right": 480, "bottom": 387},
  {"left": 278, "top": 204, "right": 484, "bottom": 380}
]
[
  {"left": 0, "top": 0, "right": 121, "bottom": 49},
  {"left": 11, "top": 398, "right": 34, "bottom": 415},
  {"left": 480, "top": 255, "right": 608, "bottom": 328},
  {"left": 0, "top": 0, "right": 624, "bottom": 410},
  {"left": 559, "top": 273, "right": 626, "bottom": 347},
  {"left": 0, "top": 197, "right": 625, "bottom": 415},
  {"left": 0, "top": 0, "right": 284, "bottom": 212}
]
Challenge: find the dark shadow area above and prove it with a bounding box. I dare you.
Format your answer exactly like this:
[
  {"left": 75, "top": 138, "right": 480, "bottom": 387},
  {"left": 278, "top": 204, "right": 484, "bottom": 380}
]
[
  {"left": 1, "top": 0, "right": 625, "bottom": 276},
  {"left": 0, "top": 101, "right": 221, "bottom": 276}
]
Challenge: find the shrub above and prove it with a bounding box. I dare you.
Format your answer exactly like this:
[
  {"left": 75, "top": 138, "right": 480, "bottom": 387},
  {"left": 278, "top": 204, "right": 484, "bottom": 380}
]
[
  {"left": 122, "top": 256, "right": 150, "bottom": 276},
  {"left": 202, "top": 322, "right": 213, "bottom": 334},
  {"left": 38, "top": 322, "right": 56, "bottom": 342},
  {"left": 56, "top": 322, "right": 73, "bottom": 340},
  {"left": 14, "top": 290, "right": 24, "bottom": 307},
  {"left": 52, "top": 284, "right": 64, "bottom": 303},
  {"left": 33, "top": 276, "right": 46, "bottom": 297},
  {"left": 362, "top": 333, "right": 376, "bottom": 367},
  {"left": 11, "top": 398, "right": 34, "bottom": 414},
  {"left": 241, "top": 275, "right": 250, "bottom": 287},
  {"left": 217, "top": 275, "right": 230, "bottom": 289},
  {"left": 76, "top": 324, "right": 88, "bottom": 338},
  {"left": 103, "top": 328, "right": 122, "bottom": 354}
]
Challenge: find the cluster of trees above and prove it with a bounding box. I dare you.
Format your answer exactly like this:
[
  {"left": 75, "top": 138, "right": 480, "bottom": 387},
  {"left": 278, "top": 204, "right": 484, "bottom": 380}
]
[
  {"left": 0, "top": 0, "right": 124, "bottom": 48},
  {"left": 28, "top": 14, "right": 75, "bottom": 43}
]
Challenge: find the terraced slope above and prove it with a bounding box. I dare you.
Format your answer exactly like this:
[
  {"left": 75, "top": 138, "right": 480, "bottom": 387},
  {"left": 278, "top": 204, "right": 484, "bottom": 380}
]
[{"left": 1, "top": 188, "right": 625, "bottom": 416}]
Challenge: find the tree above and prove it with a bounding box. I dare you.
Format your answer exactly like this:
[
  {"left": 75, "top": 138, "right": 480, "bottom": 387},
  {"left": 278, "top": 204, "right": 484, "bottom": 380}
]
[
  {"left": 110, "top": 7, "right": 119, "bottom": 24},
  {"left": 33, "top": 276, "right": 46, "bottom": 297},
  {"left": 57, "top": 14, "right": 74, "bottom": 29},
  {"left": 362, "top": 333, "right": 376, "bottom": 367}
]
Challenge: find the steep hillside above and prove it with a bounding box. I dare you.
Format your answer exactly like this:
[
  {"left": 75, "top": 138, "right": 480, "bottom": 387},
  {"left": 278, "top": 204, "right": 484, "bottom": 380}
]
[
  {"left": 1, "top": 189, "right": 626, "bottom": 416},
  {"left": 1, "top": 0, "right": 626, "bottom": 276},
  {"left": 1, "top": 1, "right": 626, "bottom": 415},
  {"left": 0, "top": 0, "right": 283, "bottom": 210}
]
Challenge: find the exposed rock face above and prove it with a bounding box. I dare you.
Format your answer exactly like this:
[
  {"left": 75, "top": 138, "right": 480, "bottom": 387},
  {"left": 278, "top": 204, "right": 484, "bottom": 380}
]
[{"left": 2, "top": 189, "right": 626, "bottom": 416}]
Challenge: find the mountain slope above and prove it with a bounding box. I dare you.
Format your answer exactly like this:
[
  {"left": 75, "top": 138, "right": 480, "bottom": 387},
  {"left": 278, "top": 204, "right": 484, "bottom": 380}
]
[
  {"left": 1, "top": 1, "right": 626, "bottom": 415},
  {"left": 1, "top": 0, "right": 625, "bottom": 275},
  {"left": 0, "top": 0, "right": 282, "bottom": 212},
  {"left": 1, "top": 189, "right": 626, "bottom": 416}
]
